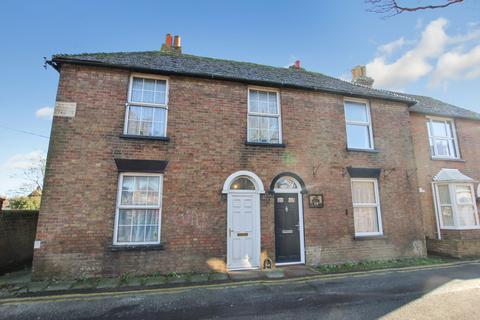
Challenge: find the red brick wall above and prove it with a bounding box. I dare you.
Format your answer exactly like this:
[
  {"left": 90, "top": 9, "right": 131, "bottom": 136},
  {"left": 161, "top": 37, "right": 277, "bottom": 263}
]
[
  {"left": 33, "top": 64, "right": 425, "bottom": 279},
  {"left": 0, "top": 210, "right": 38, "bottom": 274},
  {"left": 410, "top": 113, "right": 480, "bottom": 241}
]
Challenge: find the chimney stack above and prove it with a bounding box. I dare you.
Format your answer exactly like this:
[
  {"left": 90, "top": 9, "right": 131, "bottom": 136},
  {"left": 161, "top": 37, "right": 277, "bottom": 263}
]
[
  {"left": 161, "top": 34, "right": 182, "bottom": 54},
  {"left": 289, "top": 60, "right": 303, "bottom": 70},
  {"left": 351, "top": 65, "right": 374, "bottom": 87}
]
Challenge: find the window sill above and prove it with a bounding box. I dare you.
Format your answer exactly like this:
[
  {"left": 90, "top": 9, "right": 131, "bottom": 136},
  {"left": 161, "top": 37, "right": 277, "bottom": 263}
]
[
  {"left": 440, "top": 227, "right": 480, "bottom": 231},
  {"left": 347, "top": 148, "right": 379, "bottom": 153},
  {"left": 245, "top": 142, "right": 286, "bottom": 148},
  {"left": 120, "top": 134, "right": 170, "bottom": 142},
  {"left": 354, "top": 235, "right": 386, "bottom": 240},
  {"left": 431, "top": 157, "right": 465, "bottom": 162},
  {"left": 109, "top": 244, "right": 165, "bottom": 251}
]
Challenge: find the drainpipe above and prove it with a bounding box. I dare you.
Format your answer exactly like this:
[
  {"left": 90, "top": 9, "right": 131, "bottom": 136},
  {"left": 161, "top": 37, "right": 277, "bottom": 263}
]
[{"left": 431, "top": 182, "right": 442, "bottom": 240}]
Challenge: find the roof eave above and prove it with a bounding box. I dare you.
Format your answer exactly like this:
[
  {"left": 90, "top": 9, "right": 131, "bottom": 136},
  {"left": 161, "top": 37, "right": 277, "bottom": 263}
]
[
  {"left": 52, "top": 57, "right": 413, "bottom": 105},
  {"left": 410, "top": 110, "right": 480, "bottom": 121}
]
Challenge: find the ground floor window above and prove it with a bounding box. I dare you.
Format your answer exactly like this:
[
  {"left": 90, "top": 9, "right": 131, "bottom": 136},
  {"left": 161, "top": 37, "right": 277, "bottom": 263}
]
[
  {"left": 350, "top": 178, "right": 383, "bottom": 236},
  {"left": 114, "top": 173, "right": 163, "bottom": 245},
  {"left": 434, "top": 183, "right": 479, "bottom": 229}
]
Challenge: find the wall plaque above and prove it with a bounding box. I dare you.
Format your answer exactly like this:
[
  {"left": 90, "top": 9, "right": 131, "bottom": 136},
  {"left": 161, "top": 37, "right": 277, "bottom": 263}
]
[
  {"left": 54, "top": 101, "right": 77, "bottom": 118},
  {"left": 308, "top": 194, "right": 324, "bottom": 208}
]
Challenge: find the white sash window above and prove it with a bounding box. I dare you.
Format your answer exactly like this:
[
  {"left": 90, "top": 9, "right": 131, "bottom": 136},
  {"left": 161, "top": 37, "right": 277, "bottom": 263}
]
[
  {"left": 351, "top": 178, "right": 383, "bottom": 236},
  {"left": 124, "top": 75, "right": 169, "bottom": 137}
]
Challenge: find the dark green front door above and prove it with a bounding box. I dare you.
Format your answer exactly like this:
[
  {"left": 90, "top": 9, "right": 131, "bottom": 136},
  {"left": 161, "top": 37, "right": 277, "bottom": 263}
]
[{"left": 274, "top": 193, "right": 301, "bottom": 263}]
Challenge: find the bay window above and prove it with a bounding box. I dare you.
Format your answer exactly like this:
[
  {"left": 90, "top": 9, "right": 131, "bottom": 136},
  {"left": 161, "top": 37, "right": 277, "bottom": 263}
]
[{"left": 434, "top": 183, "right": 479, "bottom": 229}]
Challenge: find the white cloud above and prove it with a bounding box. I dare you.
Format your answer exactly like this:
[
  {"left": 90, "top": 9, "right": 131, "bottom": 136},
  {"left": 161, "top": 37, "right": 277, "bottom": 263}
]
[
  {"left": 377, "top": 37, "right": 405, "bottom": 56},
  {"left": 365, "top": 18, "right": 480, "bottom": 91},
  {"left": 430, "top": 45, "right": 480, "bottom": 87},
  {"left": 3, "top": 150, "right": 44, "bottom": 170},
  {"left": 36, "top": 107, "right": 54, "bottom": 119},
  {"left": 367, "top": 18, "right": 449, "bottom": 90}
]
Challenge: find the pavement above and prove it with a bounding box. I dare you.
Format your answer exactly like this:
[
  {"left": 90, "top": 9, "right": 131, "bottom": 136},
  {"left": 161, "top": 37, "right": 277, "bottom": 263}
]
[{"left": 1, "top": 261, "right": 480, "bottom": 319}]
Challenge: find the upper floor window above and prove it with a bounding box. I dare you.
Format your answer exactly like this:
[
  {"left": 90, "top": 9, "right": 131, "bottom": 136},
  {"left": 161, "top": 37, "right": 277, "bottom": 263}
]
[
  {"left": 344, "top": 99, "right": 374, "bottom": 150},
  {"left": 247, "top": 88, "right": 282, "bottom": 144},
  {"left": 124, "top": 75, "right": 168, "bottom": 137},
  {"left": 434, "top": 183, "right": 479, "bottom": 229},
  {"left": 426, "top": 118, "right": 459, "bottom": 159},
  {"left": 114, "top": 173, "right": 163, "bottom": 245},
  {"left": 351, "top": 178, "right": 383, "bottom": 237}
]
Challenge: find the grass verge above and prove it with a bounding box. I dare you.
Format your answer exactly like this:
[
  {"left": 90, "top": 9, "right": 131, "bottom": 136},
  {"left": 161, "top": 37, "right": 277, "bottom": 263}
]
[{"left": 316, "top": 256, "right": 452, "bottom": 274}]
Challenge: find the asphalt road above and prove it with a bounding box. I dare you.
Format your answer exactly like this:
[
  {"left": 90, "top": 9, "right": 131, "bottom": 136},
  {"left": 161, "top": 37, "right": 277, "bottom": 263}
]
[{"left": 1, "top": 262, "right": 480, "bottom": 320}]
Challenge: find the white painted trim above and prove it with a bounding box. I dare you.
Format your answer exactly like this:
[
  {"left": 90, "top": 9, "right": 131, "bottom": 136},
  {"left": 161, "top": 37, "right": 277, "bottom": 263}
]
[
  {"left": 433, "top": 182, "right": 480, "bottom": 230},
  {"left": 222, "top": 170, "right": 265, "bottom": 194},
  {"left": 274, "top": 177, "right": 306, "bottom": 265},
  {"left": 113, "top": 172, "right": 163, "bottom": 246},
  {"left": 344, "top": 98, "right": 374, "bottom": 150},
  {"left": 124, "top": 74, "right": 169, "bottom": 137},
  {"left": 226, "top": 192, "right": 261, "bottom": 270},
  {"left": 247, "top": 87, "right": 282, "bottom": 144},
  {"left": 426, "top": 117, "right": 460, "bottom": 160},
  {"left": 431, "top": 182, "right": 442, "bottom": 240},
  {"left": 350, "top": 178, "right": 383, "bottom": 236}
]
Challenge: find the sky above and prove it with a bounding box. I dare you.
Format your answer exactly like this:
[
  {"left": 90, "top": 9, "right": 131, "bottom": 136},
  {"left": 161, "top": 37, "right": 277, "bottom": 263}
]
[{"left": 0, "top": 0, "right": 479, "bottom": 196}]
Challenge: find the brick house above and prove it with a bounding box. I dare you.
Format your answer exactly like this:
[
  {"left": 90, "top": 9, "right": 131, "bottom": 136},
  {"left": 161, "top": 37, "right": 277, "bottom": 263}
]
[
  {"left": 407, "top": 94, "right": 480, "bottom": 258},
  {"left": 34, "top": 34, "right": 475, "bottom": 279}
]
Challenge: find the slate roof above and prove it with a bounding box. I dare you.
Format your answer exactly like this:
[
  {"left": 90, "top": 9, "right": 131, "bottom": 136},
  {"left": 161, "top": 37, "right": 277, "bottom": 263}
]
[
  {"left": 402, "top": 93, "right": 480, "bottom": 121},
  {"left": 50, "top": 51, "right": 415, "bottom": 105}
]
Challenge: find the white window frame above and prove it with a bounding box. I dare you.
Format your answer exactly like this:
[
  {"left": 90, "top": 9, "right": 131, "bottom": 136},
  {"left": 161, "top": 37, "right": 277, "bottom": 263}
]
[
  {"left": 247, "top": 86, "right": 282, "bottom": 144},
  {"left": 113, "top": 172, "right": 163, "bottom": 245},
  {"left": 350, "top": 178, "right": 383, "bottom": 237},
  {"left": 344, "top": 98, "right": 374, "bottom": 150},
  {"left": 426, "top": 116, "right": 460, "bottom": 160},
  {"left": 124, "top": 73, "right": 169, "bottom": 137},
  {"left": 433, "top": 183, "right": 480, "bottom": 230}
]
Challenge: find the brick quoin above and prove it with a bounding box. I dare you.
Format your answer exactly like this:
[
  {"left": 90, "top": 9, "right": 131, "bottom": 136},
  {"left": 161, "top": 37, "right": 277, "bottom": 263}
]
[{"left": 33, "top": 64, "right": 426, "bottom": 279}]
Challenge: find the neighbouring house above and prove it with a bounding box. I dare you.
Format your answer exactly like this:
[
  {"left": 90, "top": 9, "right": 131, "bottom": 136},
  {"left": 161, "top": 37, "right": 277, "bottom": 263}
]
[
  {"left": 407, "top": 94, "right": 480, "bottom": 258},
  {"left": 35, "top": 33, "right": 479, "bottom": 279}
]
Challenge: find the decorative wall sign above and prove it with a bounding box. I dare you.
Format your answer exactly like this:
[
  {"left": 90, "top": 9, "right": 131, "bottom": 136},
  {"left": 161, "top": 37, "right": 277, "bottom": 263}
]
[
  {"left": 308, "top": 194, "right": 324, "bottom": 208},
  {"left": 54, "top": 101, "right": 77, "bottom": 118}
]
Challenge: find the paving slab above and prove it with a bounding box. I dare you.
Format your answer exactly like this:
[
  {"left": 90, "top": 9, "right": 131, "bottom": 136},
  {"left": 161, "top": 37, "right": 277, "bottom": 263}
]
[
  {"left": 96, "top": 278, "right": 120, "bottom": 289},
  {"left": 190, "top": 274, "right": 210, "bottom": 283},
  {"left": 27, "top": 281, "right": 49, "bottom": 293},
  {"left": 264, "top": 269, "right": 285, "bottom": 279},
  {"left": 0, "top": 270, "right": 31, "bottom": 286},
  {"left": 121, "top": 278, "right": 143, "bottom": 287},
  {"left": 70, "top": 279, "right": 98, "bottom": 290},
  {"left": 44, "top": 281, "right": 75, "bottom": 292},
  {"left": 228, "top": 270, "right": 265, "bottom": 281},
  {"left": 208, "top": 273, "right": 229, "bottom": 281},
  {"left": 167, "top": 276, "right": 187, "bottom": 284},
  {"left": 143, "top": 276, "right": 167, "bottom": 287},
  {"left": 281, "top": 265, "right": 319, "bottom": 278}
]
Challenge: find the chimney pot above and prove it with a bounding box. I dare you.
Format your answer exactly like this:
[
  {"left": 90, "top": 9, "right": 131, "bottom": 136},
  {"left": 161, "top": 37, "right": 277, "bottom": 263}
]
[
  {"left": 173, "top": 35, "right": 181, "bottom": 48},
  {"left": 165, "top": 33, "right": 173, "bottom": 47}
]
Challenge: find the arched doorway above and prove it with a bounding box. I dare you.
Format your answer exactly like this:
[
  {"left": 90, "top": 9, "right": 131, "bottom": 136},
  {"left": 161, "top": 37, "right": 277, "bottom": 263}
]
[
  {"left": 222, "top": 171, "right": 265, "bottom": 270},
  {"left": 272, "top": 174, "right": 306, "bottom": 265}
]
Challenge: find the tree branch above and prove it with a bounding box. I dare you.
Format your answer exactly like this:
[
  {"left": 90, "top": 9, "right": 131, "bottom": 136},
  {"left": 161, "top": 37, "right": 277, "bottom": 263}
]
[{"left": 367, "top": 0, "right": 464, "bottom": 17}]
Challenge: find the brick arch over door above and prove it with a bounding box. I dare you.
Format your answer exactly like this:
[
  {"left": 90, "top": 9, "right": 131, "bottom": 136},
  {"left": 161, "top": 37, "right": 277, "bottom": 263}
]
[{"left": 269, "top": 172, "right": 307, "bottom": 194}]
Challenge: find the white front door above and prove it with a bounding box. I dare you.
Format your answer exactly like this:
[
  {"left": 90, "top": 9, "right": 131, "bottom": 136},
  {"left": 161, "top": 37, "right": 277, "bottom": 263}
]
[{"left": 227, "top": 193, "right": 260, "bottom": 270}]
